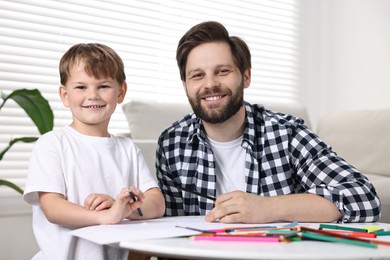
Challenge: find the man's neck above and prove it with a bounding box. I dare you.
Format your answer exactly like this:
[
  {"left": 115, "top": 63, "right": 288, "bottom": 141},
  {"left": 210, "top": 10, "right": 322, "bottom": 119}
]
[{"left": 202, "top": 106, "right": 246, "bottom": 142}]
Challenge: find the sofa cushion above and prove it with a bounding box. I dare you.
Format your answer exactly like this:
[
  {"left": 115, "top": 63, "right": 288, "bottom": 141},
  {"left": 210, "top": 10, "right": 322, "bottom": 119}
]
[
  {"left": 122, "top": 100, "right": 312, "bottom": 140},
  {"left": 122, "top": 100, "right": 192, "bottom": 140},
  {"left": 316, "top": 109, "right": 390, "bottom": 177}
]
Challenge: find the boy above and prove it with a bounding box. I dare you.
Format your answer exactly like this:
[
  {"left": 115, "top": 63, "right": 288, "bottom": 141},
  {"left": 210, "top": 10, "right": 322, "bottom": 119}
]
[{"left": 23, "top": 43, "right": 165, "bottom": 260}]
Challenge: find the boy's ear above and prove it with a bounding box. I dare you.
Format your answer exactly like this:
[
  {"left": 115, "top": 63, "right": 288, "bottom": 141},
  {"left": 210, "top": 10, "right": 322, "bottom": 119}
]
[
  {"left": 59, "top": 85, "right": 70, "bottom": 107},
  {"left": 117, "top": 82, "right": 127, "bottom": 104}
]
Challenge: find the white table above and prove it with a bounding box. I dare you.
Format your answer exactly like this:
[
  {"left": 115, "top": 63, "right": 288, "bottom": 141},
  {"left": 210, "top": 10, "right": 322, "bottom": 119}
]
[
  {"left": 118, "top": 218, "right": 390, "bottom": 260},
  {"left": 70, "top": 215, "right": 390, "bottom": 259},
  {"left": 120, "top": 236, "right": 390, "bottom": 260}
]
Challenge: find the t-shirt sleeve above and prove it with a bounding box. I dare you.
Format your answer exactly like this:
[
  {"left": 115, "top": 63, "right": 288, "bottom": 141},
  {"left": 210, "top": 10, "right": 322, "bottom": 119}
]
[{"left": 23, "top": 133, "right": 65, "bottom": 205}]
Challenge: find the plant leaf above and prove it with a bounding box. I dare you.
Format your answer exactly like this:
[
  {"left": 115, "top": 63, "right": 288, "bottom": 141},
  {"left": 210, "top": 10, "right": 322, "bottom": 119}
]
[
  {"left": 0, "top": 179, "right": 24, "bottom": 195},
  {"left": 0, "top": 137, "right": 38, "bottom": 160},
  {"left": 1, "top": 89, "right": 54, "bottom": 134}
]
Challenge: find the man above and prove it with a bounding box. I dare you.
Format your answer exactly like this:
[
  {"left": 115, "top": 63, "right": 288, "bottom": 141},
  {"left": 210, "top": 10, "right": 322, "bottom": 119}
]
[{"left": 156, "top": 21, "right": 380, "bottom": 223}]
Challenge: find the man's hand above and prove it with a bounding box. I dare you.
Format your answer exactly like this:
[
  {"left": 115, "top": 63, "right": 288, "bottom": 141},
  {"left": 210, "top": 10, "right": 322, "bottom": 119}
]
[
  {"left": 205, "top": 191, "right": 342, "bottom": 224},
  {"left": 205, "top": 190, "right": 268, "bottom": 223}
]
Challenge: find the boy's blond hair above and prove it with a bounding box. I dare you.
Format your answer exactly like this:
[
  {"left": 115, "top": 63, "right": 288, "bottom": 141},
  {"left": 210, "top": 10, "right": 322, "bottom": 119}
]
[{"left": 59, "top": 43, "right": 126, "bottom": 85}]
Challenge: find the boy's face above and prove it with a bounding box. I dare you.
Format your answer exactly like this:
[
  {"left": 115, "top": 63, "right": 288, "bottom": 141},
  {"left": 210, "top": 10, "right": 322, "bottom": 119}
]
[{"left": 59, "top": 61, "right": 127, "bottom": 136}]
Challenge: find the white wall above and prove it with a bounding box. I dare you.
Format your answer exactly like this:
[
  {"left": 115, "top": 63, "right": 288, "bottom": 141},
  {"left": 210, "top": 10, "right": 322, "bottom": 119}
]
[{"left": 304, "top": 0, "right": 390, "bottom": 128}]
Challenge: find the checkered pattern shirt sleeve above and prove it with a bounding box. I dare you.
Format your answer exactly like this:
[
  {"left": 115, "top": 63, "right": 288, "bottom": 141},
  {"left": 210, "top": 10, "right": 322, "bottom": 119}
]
[{"left": 156, "top": 102, "right": 381, "bottom": 222}]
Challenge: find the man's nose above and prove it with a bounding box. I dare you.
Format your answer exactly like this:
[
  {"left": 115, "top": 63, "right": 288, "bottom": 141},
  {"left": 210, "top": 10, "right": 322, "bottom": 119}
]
[{"left": 205, "top": 75, "right": 219, "bottom": 89}]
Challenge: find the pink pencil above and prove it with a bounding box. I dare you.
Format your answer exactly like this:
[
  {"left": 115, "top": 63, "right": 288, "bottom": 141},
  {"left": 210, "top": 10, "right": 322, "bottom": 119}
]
[{"left": 191, "top": 235, "right": 279, "bottom": 242}]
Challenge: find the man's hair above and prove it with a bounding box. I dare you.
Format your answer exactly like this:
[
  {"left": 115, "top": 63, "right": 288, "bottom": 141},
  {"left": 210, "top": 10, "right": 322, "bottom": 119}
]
[
  {"left": 176, "top": 21, "right": 251, "bottom": 81},
  {"left": 59, "top": 43, "right": 126, "bottom": 85}
]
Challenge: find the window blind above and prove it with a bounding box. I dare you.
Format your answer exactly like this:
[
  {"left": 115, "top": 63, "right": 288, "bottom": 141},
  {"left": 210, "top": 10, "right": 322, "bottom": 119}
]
[{"left": 0, "top": 0, "right": 302, "bottom": 203}]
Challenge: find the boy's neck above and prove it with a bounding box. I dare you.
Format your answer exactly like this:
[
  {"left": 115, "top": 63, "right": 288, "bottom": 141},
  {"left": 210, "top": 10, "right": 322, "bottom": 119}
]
[{"left": 70, "top": 122, "right": 110, "bottom": 137}]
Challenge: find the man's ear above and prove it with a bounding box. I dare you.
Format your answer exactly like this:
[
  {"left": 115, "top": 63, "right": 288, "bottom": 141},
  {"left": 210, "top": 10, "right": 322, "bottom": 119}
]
[
  {"left": 59, "top": 85, "right": 70, "bottom": 107},
  {"left": 117, "top": 82, "right": 127, "bottom": 104},
  {"left": 243, "top": 68, "right": 251, "bottom": 89}
]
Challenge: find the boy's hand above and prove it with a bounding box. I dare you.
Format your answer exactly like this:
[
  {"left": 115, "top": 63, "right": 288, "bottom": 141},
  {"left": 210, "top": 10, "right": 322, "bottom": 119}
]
[
  {"left": 103, "top": 187, "right": 145, "bottom": 222},
  {"left": 84, "top": 193, "right": 115, "bottom": 211},
  {"left": 126, "top": 187, "right": 145, "bottom": 217}
]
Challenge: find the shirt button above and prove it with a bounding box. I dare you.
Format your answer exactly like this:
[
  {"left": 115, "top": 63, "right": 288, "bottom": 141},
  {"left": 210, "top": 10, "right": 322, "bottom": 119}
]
[{"left": 209, "top": 162, "right": 214, "bottom": 168}]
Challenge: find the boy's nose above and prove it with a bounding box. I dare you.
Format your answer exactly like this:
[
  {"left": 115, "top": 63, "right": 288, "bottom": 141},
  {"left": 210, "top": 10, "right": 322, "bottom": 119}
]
[{"left": 87, "top": 88, "right": 99, "bottom": 99}]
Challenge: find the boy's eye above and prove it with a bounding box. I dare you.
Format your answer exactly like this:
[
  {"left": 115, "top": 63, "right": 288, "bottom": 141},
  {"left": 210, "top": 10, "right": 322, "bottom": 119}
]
[
  {"left": 75, "top": 85, "right": 86, "bottom": 90},
  {"left": 99, "top": 85, "right": 110, "bottom": 89}
]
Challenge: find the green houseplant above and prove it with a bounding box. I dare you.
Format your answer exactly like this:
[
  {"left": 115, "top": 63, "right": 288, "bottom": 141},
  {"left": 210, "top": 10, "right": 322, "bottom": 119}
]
[{"left": 0, "top": 89, "right": 54, "bottom": 194}]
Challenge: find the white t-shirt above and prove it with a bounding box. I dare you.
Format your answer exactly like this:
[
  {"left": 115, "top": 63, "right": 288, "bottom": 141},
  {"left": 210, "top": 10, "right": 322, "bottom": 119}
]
[
  {"left": 23, "top": 126, "right": 158, "bottom": 260},
  {"left": 207, "top": 136, "right": 246, "bottom": 195}
]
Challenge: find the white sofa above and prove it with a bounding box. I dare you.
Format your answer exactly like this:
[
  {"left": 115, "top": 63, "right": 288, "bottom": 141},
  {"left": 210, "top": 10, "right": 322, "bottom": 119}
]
[{"left": 122, "top": 100, "right": 390, "bottom": 222}]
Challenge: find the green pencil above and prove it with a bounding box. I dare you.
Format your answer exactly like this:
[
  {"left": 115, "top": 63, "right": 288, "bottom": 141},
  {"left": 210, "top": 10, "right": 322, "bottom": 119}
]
[
  {"left": 319, "top": 224, "right": 368, "bottom": 233},
  {"left": 374, "top": 231, "right": 390, "bottom": 236},
  {"left": 302, "top": 232, "right": 377, "bottom": 248}
]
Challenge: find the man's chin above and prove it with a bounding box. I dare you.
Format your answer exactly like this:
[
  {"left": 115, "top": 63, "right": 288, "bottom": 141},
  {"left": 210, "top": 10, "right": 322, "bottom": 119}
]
[{"left": 199, "top": 111, "right": 228, "bottom": 124}]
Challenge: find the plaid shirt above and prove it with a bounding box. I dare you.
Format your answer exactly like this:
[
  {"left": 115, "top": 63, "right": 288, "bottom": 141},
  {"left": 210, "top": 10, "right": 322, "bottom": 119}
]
[{"left": 156, "top": 102, "right": 381, "bottom": 222}]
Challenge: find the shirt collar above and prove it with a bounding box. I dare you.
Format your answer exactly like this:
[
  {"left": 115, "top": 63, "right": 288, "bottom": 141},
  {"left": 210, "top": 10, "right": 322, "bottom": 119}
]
[{"left": 186, "top": 101, "right": 262, "bottom": 149}]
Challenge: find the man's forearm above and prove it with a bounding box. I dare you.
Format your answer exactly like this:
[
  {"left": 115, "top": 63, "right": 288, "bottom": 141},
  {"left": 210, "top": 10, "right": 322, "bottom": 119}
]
[{"left": 268, "top": 193, "right": 342, "bottom": 223}]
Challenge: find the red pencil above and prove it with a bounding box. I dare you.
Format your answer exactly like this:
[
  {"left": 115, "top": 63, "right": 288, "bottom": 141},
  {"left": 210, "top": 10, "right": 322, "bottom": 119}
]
[{"left": 322, "top": 230, "right": 377, "bottom": 238}]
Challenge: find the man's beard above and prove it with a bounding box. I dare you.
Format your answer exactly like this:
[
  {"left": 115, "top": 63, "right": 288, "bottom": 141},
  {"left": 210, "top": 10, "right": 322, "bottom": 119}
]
[{"left": 187, "top": 83, "right": 244, "bottom": 124}]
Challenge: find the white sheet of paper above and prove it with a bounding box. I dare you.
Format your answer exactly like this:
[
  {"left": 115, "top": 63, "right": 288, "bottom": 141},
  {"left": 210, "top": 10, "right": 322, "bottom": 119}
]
[
  {"left": 69, "top": 215, "right": 280, "bottom": 245},
  {"left": 69, "top": 218, "right": 200, "bottom": 245}
]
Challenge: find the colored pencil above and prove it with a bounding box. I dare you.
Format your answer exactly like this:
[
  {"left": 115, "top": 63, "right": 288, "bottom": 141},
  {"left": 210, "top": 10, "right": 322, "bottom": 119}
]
[
  {"left": 364, "top": 226, "right": 382, "bottom": 232},
  {"left": 176, "top": 223, "right": 297, "bottom": 234},
  {"left": 301, "top": 226, "right": 372, "bottom": 242},
  {"left": 301, "top": 232, "right": 377, "bottom": 248},
  {"left": 301, "top": 226, "right": 390, "bottom": 247},
  {"left": 191, "top": 235, "right": 280, "bottom": 242},
  {"left": 374, "top": 231, "right": 390, "bottom": 236},
  {"left": 318, "top": 230, "right": 377, "bottom": 238},
  {"left": 319, "top": 224, "right": 367, "bottom": 233}
]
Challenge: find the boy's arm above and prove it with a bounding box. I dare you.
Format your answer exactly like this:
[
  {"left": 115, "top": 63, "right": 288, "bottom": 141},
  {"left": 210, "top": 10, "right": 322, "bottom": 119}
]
[{"left": 39, "top": 189, "right": 133, "bottom": 229}]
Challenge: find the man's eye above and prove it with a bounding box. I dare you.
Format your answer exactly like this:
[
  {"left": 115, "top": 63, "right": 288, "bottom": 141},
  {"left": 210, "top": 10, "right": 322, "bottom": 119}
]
[
  {"left": 191, "top": 74, "right": 202, "bottom": 80},
  {"left": 218, "top": 69, "right": 230, "bottom": 76}
]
